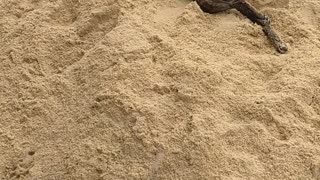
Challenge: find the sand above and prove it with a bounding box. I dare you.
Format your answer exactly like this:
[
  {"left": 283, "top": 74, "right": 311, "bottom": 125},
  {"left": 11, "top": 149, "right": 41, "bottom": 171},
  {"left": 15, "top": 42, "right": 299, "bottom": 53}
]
[{"left": 0, "top": 0, "right": 320, "bottom": 179}]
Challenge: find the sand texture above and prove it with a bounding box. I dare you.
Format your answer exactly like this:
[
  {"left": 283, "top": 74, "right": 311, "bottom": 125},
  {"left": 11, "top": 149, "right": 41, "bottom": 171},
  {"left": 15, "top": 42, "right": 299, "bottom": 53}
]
[{"left": 1, "top": 0, "right": 320, "bottom": 179}]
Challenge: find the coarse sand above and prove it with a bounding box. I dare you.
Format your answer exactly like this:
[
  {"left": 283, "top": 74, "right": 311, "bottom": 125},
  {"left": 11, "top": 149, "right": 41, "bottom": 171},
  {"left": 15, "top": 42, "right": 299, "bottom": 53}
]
[{"left": 1, "top": 0, "right": 320, "bottom": 179}]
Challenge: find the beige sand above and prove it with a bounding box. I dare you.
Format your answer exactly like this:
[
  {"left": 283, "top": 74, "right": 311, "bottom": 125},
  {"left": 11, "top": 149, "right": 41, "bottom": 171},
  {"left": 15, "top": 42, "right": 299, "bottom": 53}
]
[{"left": 0, "top": 0, "right": 320, "bottom": 179}]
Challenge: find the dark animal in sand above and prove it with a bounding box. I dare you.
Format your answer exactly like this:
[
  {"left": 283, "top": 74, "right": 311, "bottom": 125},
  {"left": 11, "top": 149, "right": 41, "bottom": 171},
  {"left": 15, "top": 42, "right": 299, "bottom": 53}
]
[{"left": 195, "top": 0, "right": 288, "bottom": 54}]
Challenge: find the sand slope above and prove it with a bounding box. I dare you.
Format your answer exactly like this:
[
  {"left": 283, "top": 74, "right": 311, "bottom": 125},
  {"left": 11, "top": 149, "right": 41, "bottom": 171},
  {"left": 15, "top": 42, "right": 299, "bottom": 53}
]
[{"left": 1, "top": 0, "right": 320, "bottom": 179}]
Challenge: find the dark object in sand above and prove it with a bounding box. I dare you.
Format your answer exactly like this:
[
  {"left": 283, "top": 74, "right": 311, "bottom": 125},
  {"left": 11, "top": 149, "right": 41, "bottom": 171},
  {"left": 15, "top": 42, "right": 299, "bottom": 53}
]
[{"left": 195, "top": 0, "right": 288, "bottom": 54}]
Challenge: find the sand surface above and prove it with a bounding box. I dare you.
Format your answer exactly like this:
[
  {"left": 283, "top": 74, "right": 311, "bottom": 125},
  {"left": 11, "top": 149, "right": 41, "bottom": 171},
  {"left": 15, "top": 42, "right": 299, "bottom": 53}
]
[{"left": 1, "top": 0, "right": 320, "bottom": 179}]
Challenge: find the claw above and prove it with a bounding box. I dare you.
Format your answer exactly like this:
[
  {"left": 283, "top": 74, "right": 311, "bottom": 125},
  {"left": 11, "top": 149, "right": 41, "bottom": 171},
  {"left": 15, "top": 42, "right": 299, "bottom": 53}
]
[{"left": 276, "top": 43, "right": 288, "bottom": 54}]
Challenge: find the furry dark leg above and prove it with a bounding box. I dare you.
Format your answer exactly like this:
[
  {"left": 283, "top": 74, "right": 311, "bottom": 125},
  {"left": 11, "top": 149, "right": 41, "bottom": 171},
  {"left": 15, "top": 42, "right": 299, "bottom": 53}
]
[
  {"left": 262, "top": 25, "right": 288, "bottom": 54},
  {"left": 232, "top": 0, "right": 268, "bottom": 26},
  {"left": 233, "top": 1, "right": 288, "bottom": 53}
]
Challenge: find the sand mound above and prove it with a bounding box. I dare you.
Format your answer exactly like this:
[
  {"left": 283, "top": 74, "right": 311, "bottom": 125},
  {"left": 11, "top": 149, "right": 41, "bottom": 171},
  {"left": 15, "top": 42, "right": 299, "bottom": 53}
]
[{"left": 1, "top": 0, "right": 320, "bottom": 179}]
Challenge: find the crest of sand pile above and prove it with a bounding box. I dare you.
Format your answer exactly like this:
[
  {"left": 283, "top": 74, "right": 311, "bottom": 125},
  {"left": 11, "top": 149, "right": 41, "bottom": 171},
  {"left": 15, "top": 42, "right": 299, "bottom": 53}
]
[{"left": 0, "top": 0, "right": 320, "bottom": 179}]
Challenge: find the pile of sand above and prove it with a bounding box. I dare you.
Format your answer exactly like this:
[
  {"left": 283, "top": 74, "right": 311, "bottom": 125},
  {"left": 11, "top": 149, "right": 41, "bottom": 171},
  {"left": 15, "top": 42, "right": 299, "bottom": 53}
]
[{"left": 1, "top": 0, "right": 320, "bottom": 179}]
